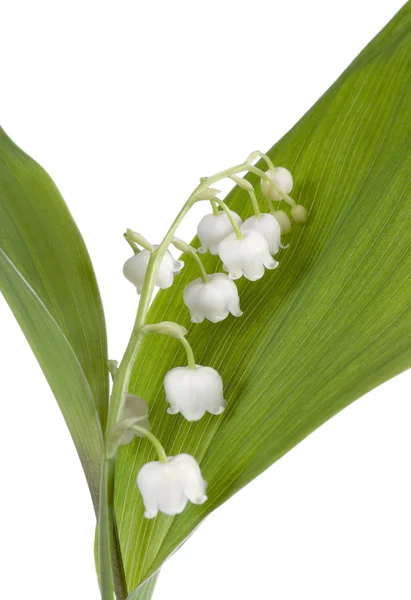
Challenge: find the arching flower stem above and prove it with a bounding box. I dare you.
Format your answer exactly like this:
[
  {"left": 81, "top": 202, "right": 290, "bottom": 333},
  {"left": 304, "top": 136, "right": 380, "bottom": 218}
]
[
  {"left": 172, "top": 237, "right": 209, "bottom": 284},
  {"left": 248, "top": 189, "right": 261, "bottom": 218},
  {"left": 123, "top": 233, "right": 140, "bottom": 254},
  {"left": 228, "top": 174, "right": 261, "bottom": 218},
  {"left": 253, "top": 151, "right": 275, "bottom": 171},
  {"left": 210, "top": 199, "right": 219, "bottom": 215},
  {"left": 179, "top": 335, "right": 197, "bottom": 370},
  {"left": 128, "top": 425, "right": 168, "bottom": 464},
  {"left": 125, "top": 229, "right": 155, "bottom": 251},
  {"left": 195, "top": 197, "right": 243, "bottom": 239},
  {"left": 247, "top": 164, "right": 297, "bottom": 208}
]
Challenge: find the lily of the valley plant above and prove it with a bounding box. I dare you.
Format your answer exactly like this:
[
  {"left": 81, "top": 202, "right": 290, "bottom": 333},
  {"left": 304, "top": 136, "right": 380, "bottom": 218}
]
[{"left": 0, "top": 5, "right": 410, "bottom": 599}]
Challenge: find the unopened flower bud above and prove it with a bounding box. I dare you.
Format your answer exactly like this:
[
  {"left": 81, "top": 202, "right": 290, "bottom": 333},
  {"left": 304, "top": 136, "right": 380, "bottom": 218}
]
[
  {"left": 261, "top": 167, "right": 293, "bottom": 201},
  {"left": 273, "top": 210, "right": 292, "bottom": 234},
  {"left": 291, "top": 204, "right": 308, "bottom": 224}
]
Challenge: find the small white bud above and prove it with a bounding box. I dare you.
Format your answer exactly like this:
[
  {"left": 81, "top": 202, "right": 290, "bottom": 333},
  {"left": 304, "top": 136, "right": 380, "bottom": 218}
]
[
  {"left": 183, "top": 273, "right": 242, "bottom": 324},
  {"left": 137, "top": 454, "right": 207, "bottom": 518},
  {"left": 261, "top": 167, "right": 293, "bottom": 201},
  {"left": 218, "top": 230, "right": 278, "bottom": 281},
  {"left": 123, "top": 246, "right": 184, "bottom": 294},
  {"left": 197, "top": 211, "right": 242, "bottom": 255},
  {"left": 291, "top": 204, "right": 308, "bottom": 224},
  {"left": 241, "top": 213, "right": 282, "bottom": 255},
  {"left": 119, "top": 395, "right": 150, "bottom": 446},
  {"left": 273, "top": 210, "right": 292, "bottom": 234},
  {"left": 165, "top": 365, "right": 226, "bottom": 421}
]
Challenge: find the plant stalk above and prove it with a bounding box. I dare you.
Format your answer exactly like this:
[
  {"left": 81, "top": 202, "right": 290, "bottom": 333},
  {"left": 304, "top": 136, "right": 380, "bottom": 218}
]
[
  {"left": 97, "top": 157, "right": 265, "bottom": 599},
  {"left": 97, "top": 192, "right": 201, "bottom": 599},
  {"left": 98, "top": 457, "right": 117, "bottom": 600}
]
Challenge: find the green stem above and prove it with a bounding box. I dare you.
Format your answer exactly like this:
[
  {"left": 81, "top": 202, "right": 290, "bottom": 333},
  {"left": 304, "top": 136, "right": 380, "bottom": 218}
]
[
  {"left": 179, "top": 335, "right": 197, "bottom": 370},
  {"left": 247, "top": 165, "right": 296, "bottom": 207},
  {"left": 210, "top": 199, "right": 219, "bottom": 215},
  {"left": 107, "top": 198, "right": 198, "bottom": 432},
  {"left": 98, "top": 156, "right": 273, "bottom": 599},
  {"left": 172, "top": 237, "right": 208, "bottom": 283},
  {"left": 126, "top": 229, "right": 154, "bottom": 251},
  {"left": 248, "top": 189, "right": 261, "bottom": 217},
  {"left": 98, "top": 458, "right": 117, "bottom": 600},
  {"left": 255, "top": 151, "right": 275, "bottom": 170},
  {"left": 124, "top": 234, "right": 140, "bottom": 255},
  {"left": 98, "top": 199, "right": 198, "bottom": 600},
  {"left": 227, "top": 173, "right": 261, "bottom": 217},
  {"left": 266, "top": 196, "right": 275, "bottom": 214},
  {"left": 129, "top": 425, "right": 168, "bottom": 463},
  {"left": 202, "top": 197, "right": 242, "bottom": 239}
]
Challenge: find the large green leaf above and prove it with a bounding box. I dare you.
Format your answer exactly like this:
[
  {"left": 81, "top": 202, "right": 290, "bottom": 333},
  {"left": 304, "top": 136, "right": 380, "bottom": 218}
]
[
  {"left": 0, "top": 129, "right": 108, "bottom": 508},
  {"left": 0, "top": 249, "right": 103, "bottom": 506},
  {"left": 116, "top": 4, "right": 411, "bottom": 592}
]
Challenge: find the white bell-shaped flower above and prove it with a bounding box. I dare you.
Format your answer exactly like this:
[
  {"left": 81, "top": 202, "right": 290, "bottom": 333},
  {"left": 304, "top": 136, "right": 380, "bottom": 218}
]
[
  {"left": 197, "top": 210, "right": 242, "bottom": 255},
  {"left": 119, "top": 395, "right": 151, "bottom": 446},
  {"left": 241, "top": 213, "right": 282, "bottom": 255},
  {"left": 183, "top": 273, "right": 242, "bottom": 323},
  {"left": 218, "top": 230, "right": 278, "bottom": 281},
  {"left": 165, "top": 365, "right": 226, "bottom": 421},
  {"left": 261, "top": 167, "right": 293, "bottom": 201},
  {"left": 137, "top": 453, "right": 207, "bottom": 518},
  {"left": 123, "top": 246, "right": 184, "bottom": 294}
]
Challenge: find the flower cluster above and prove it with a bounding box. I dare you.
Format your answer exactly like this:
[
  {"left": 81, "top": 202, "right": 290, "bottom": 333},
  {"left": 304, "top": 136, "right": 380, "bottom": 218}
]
[{"left": 116, "top": 151, "right": 308, "bottom": 518}]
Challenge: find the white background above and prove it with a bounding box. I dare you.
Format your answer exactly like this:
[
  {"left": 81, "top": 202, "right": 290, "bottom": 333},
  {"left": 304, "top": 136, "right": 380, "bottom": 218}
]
[{"left": 0, "top": 1, "right": 409, "bottom": 598}]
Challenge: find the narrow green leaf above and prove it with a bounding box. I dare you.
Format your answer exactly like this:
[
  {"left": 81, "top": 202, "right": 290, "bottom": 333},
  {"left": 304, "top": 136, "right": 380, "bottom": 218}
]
[
  {"left": 0, "top": 249, "right": 103, "bottom": 507},
  {"left": 0, "top": 128, "right": 108, "bottom": 507},
  {"left": 115, "top": 4, "right": 411, "bottom": 591}
]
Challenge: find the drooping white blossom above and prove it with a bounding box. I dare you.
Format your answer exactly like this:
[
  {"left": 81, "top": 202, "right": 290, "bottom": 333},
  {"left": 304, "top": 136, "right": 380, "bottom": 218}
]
[
  {"left": 164, "top": 365, "right": 226, "bottom": 421},
  {"left": 241, "top": 213, "right": 282, "bottom": 255},
  {"left": 123, "top": 246, "right": 184, "bottom": 294},
  {"left": 119, "top": 395, "right": 151, "bottom": 446},
  {"left": 197, "top": 210, "right": 242, "bottom": 255},
  {"left": 137, "top": 454, "right": 207, "bottom": 518},
  {"left": 261, "top": 167, "right": 293, "bottom": 202},
  {"left": 183, "top": 273, "right": 242, "bottom": 323},
  {"left": 218, "top": 229, "right": 278, "bottom": 281}
]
